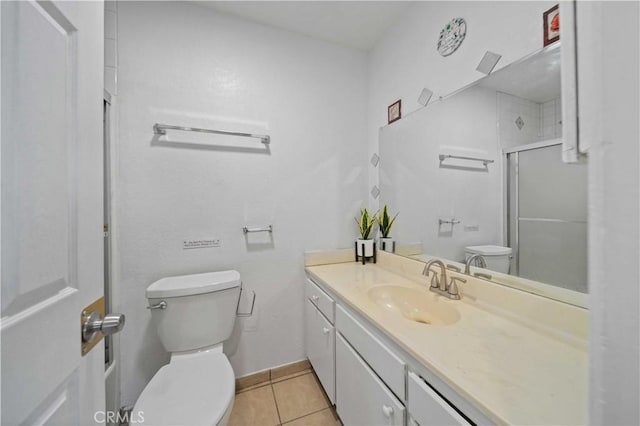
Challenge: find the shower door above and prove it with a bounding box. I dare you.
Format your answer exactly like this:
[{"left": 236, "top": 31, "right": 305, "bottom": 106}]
[{"left": 506, "top": 142, "right": 588, "bottom": 292}]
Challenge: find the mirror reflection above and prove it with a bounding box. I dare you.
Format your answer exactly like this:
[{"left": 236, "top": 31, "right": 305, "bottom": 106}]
[{"left": 379, "top": 44, "right": 588, "bottom": 304}]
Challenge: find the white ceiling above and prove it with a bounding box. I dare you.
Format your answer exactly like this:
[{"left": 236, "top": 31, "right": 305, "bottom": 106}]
[{"left": 197, "top": 1, "right": 414, "bottom": 50}]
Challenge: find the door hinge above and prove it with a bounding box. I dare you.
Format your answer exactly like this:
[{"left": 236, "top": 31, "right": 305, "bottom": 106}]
[{"left": 104, "top": 224, "right": 109, "bottom": 238}]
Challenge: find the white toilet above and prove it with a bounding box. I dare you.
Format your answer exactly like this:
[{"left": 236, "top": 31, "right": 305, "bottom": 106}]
[
  {"left": 464, "top": 245, "right": 513, "bottom": 274},
  {"left": 133, "top": 270, "right": 241, "bottom": 426}
]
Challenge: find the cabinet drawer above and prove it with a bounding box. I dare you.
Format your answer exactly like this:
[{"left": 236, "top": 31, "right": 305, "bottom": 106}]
[
  {"left": 336, "top": 305, "right": 406, "bottom": 401},
  {"left": 408, "top": 372, "right": 470, "bottom": 426},
  {"left": 305, "top": 300, "right": 335, "bottom": 403},
  {"left": 305, "top": 278, "right": 335, "bottom": 324},
  {"left": 336, "top": 334, "right": 405, "bottom": 426}
]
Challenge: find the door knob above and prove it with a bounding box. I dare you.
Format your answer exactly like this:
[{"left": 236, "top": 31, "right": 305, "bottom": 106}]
[{"left": 82, "top": 311, "right": 125, "bottom": 343}]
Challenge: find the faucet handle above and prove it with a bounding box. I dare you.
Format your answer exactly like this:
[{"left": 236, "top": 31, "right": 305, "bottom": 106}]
[
  {"left": 446, "top": 264, "right": 461, "bottom": 272},
  {"left": 473, "top": 272, "right": 493, "bottom": 280},
  {"left": 448, "top": 276, "right": 466, "bottom": 296},
  {"left": 422, "top": 264, "right": 430, "bottom": 275},
  {"left": 430, "top": 273, "right": 440, "bottom": 289},
  {"left": 423, "top": 265, "right": 439, "bottom": 288}
]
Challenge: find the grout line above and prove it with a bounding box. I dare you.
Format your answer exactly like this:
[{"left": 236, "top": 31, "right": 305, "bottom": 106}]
[
  {"left": 237, "top": 370, "right": 313, "bottom": 395},
  {"left": 270, "top": 384, "right": 283, "bottom": 425},
  {"left": 280, "top": 407, "right": 332, "bottom": 425},
  {"left": 308, "top": 369, "right": 332, "bottom": 406},
  {"left": 236, "top": 360, "right": 311, "bottom": 393}
]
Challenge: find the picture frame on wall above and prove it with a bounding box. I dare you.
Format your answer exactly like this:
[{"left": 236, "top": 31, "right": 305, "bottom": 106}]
[
  {"left": 388, "top": 99, "right": 401, "bottom": 124},
  {"left": 543, "top": 4, "right": 560, "bottom": 46}
]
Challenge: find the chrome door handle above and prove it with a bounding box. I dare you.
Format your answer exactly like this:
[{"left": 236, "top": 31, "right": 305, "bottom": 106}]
[
  {"left": 82, "top": 312, "right": 125, "bottom": 343},
  {"left": 147, "top": 301, "right": 167, "bottom": 310},
  {"left": 322, "top": 327, "right": 331, "bottom": 335}
]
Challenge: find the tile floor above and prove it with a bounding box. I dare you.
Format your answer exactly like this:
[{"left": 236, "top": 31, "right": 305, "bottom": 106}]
[{"left": 229, "top": 369, "right": 341, "bottom": 426}]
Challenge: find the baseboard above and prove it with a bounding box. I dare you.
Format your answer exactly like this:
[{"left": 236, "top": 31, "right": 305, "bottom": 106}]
[{"left": 236, "top": 359, "right": 311, "bottom": 391}]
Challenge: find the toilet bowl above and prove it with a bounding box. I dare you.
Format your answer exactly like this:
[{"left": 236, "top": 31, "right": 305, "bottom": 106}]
[{"left": 133, "top": 270, "right": 241, "bottom": 426}]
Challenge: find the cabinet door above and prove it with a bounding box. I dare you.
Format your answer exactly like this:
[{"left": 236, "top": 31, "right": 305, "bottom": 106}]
[
  {"left": 336, "top": 305, "right": 406, "bottom": 400},
  {"left": 408, "top": 372, "right": 470, "bottom": 426},
  {"left": 336, "top": 334, "right": 405, "bottom": 426},
  {"left": 305, "top": 300, "right": 335, "bottom": 403}
]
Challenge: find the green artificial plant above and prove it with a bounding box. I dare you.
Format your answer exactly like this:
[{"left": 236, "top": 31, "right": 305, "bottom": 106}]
[
  {"left": 378, "top": 205, "right": 399, "bottom": 238},
  {"left": 355, "top": 209, "right": 377, "bottom": 240}
]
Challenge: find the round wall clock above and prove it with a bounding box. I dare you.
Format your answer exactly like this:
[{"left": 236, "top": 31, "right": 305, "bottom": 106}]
[{"left": 437, "top": 18, "right": 467, "bottom": 57}]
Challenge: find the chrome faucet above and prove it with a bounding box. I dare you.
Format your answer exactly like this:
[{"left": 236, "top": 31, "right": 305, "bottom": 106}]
[
  {"left": 464, "top": 254, "right": 487, "bottom": 275},
  {"left": 422, "top": 259, "right": 463, "bottom": 299}
]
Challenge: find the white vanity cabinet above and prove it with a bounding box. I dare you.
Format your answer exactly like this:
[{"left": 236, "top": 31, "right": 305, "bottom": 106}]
[
  {"left": 336, "top": 333, "right": 405, "bottom": 426},
  {"left": 305, "top": 275, "right": 482, "bottom": 426},
  {"left": 335, "top": 305, "right": 406, "bottom": 400},
  {"left": 304, "top": 279, "right": 335, "bottom": 403}
]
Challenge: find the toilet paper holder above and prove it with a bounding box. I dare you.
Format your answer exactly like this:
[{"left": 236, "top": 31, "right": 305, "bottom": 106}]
[{"left": 236, "top": 282, "right": 256, "bottom": 317}]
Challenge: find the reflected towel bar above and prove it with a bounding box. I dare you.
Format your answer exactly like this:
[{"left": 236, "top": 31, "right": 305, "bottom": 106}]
[
  {"left": 243, "top": 225, "right": 273, "bottom": 234},
  {"left": 439, "top": 154, "right": 494, "bottom": 166},
  {"left": 153, "top": 123, "right": 270, "bottom": 145}
]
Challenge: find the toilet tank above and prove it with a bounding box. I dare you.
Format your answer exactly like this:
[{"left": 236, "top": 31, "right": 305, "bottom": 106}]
[
  {"left": 146, "top": 271, "right": 241, "bottom": 353},
  {"left": 464, "top": 245, "right": 513, "bottom": 274}
]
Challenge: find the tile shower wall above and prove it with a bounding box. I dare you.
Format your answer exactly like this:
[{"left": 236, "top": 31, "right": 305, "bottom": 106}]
[
  {"left": 497, "top": 92, "right": 562, "bottom": 149},
  {"left": 116, "top": 2, "right": 368, "bottom": 407},
  {"left": 541, "top": 98, "right": 562, "bottom": 140}
]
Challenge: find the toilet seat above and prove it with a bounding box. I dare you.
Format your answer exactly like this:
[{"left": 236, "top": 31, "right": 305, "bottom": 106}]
[{"left": 133, "top": 349, "right": 235, "bottom": 425}]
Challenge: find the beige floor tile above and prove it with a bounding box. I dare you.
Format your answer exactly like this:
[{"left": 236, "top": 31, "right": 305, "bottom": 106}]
[
  {"left": 228, "top": 385, "right": 280, "bottom": 426},
  {"left": 283, "top": 408, "right": 341, "bottom": 426},
  {"left": 272, "top": 373, "right": 330, "bottom": 423}
]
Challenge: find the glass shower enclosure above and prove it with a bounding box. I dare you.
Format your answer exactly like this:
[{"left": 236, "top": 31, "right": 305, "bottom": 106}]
[{"left": 506, "top": 141, "right": 588, "bottom": 293}]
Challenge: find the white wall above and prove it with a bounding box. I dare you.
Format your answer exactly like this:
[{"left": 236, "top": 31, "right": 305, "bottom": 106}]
[
  {"left": 116, "top": 1, "right": 368, "bottom": 406},
  {"left": 368, "top": 1, "right": 555, "bottom": 209},
  {"left": 379, "top": 85, "right": 501, "bottom": 262},
  {"left": 583, "top": 2, "right": 640, "bottom": 424},
  {"left": 104, "top": 1, "right": 117, "bottom": 96}
]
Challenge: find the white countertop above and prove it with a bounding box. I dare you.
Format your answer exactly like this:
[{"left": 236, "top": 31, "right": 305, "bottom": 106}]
[{"left": 306, "top": 260, "right": 588, "bottom": 425}]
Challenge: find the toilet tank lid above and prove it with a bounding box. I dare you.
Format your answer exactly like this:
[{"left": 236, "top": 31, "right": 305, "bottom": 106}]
[
  {"left": 465, "top": 245, "right": 513, "bottom": 256},
  {"left": 146, "top": 270, "right": 240, "bottom": 298}
]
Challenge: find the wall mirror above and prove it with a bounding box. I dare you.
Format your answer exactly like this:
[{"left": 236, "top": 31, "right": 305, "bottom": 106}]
[{"left": 379, "top": 43, "right": 588, "bottom": 307}]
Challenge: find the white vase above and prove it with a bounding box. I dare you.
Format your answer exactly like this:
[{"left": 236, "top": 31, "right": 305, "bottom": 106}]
[
  {"left": 380, "top": 237, "right": 395, "bottom": 253},
  {"left": 356, "top": 239, "right": 374, "bottom": 257}
]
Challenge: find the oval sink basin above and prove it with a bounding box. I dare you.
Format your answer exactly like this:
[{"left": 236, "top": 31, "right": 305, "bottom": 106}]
[{"left": 368, "top": 285, "right": 460, "bottom": 326}]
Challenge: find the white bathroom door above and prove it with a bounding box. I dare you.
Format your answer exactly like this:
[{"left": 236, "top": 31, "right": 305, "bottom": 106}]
[{"left": 1, "top": 1, "right": 106, "bottom": 424}]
